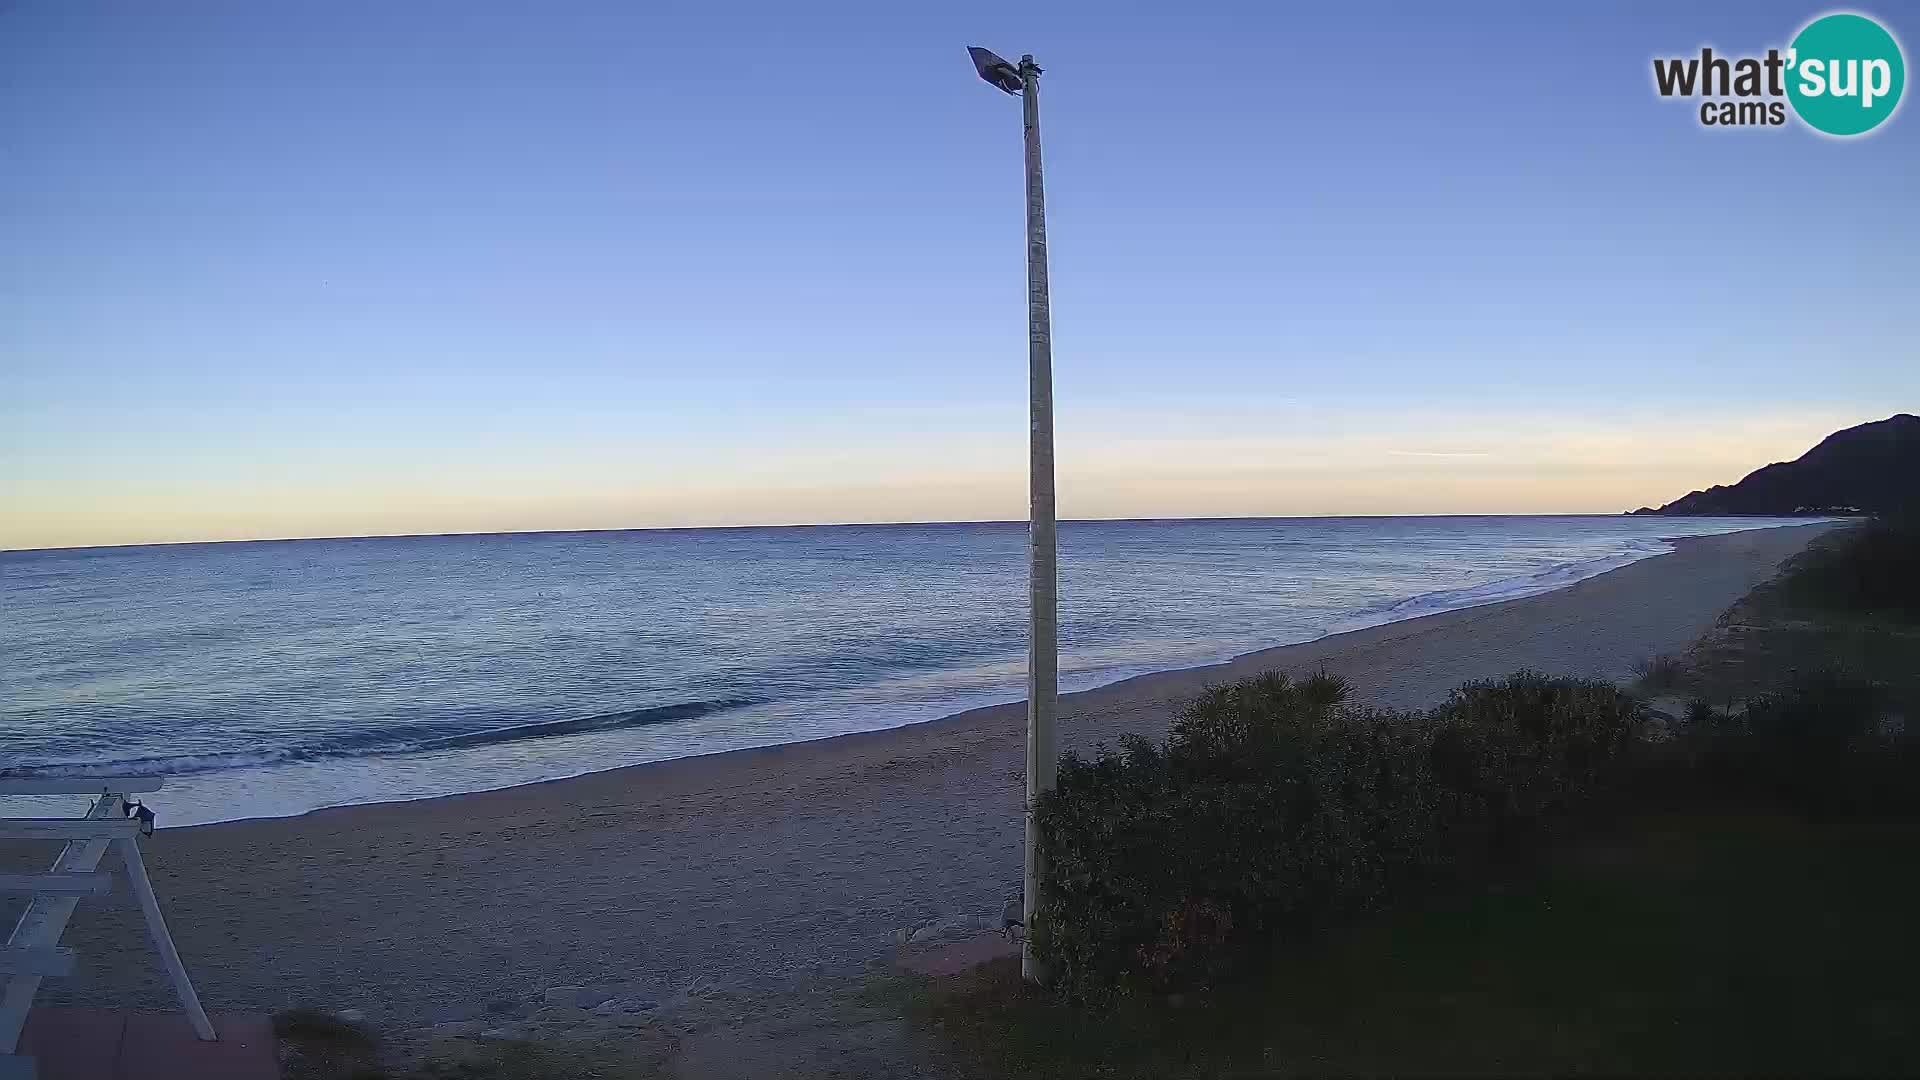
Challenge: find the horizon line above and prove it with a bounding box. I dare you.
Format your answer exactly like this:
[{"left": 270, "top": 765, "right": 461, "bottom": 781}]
[{"left": 1, "top": 510, "right": 1805, "bottom": 556}]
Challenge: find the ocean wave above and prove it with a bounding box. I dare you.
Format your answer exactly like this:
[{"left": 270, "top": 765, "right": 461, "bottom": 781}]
[
  {"left": 1320, "top": 542, "right": 1670, "bottom": 636},
  {"left": 407, "top": 698, "right": 756, "bottom": 751},
  {"left": 0, "top": 697, "right": 756, "bottom": 780}
]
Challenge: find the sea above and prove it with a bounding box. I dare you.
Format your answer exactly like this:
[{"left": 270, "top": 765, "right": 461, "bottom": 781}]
[{"left": 0, "top": 516, "right": 1808, "bottom": 826}]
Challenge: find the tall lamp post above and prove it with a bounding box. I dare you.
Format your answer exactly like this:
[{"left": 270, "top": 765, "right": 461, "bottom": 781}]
[{"left": 969, "top": 45, "right": 1056, "bottom": 985}]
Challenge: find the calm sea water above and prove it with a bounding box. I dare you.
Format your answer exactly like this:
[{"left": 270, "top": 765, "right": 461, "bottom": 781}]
[{"left": 1, "top": 517, "right": 1805, "bottom": 824}]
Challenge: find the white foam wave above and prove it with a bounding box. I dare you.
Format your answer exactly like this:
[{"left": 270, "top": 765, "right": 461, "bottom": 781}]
[{"left": 1320, "top": 541, "right": 1671, "bottom": 637}]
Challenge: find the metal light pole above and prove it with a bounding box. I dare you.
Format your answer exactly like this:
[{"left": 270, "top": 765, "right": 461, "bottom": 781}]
[{"left": 969, "top": 45, "right": 1056, "bottom": 985}]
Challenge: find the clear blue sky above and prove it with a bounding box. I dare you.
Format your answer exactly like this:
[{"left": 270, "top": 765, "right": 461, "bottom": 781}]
[{"left": 3, "top": 1, "right": 1915, "bottom": 548}]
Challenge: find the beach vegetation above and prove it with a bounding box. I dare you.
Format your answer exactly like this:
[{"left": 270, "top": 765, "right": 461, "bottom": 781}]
[
  {"left": 1031, "top": 670, "right": 1640, "bottom": 1003},
  {"left": 1632, "top": 651, "right": 1689, "bottom": 692},
  {"left": 919, "top": 809, "right": 1920, "bottom": 1078},
  {"left": 1031, "top": 657, "right": 1916, "bottom": 1008},
  {"left": 1668, "top": 519, "right": 1920, "bottom": 721},
  {"left": 1680, "top": 666, "right": 1920, "bottom": 817},
  {"left": 1779, "top": 513, "right": 1920, "bottom": 622}
]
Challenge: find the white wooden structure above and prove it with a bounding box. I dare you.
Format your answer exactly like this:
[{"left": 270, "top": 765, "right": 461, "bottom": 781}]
[{"left": 1, "top": 778, "right": 213, "bottom": 1078}]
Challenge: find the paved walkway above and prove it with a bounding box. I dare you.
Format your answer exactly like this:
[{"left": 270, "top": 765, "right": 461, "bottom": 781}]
[{"left": 14, "top": 1010, "right": 276, "bottom": 1080}]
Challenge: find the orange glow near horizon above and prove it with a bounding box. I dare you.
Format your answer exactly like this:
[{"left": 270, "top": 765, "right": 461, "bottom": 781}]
[{"left": 0, "top": 409, "right": 1866, "bottom": 551}]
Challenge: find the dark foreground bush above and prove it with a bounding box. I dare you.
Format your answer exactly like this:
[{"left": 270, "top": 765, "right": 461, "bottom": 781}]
[
  {"left": 1686, "top": 667, "right": 1920, "bottom": 817},
  {"left": 1426, "top": 672, "right": 1642, "bottom": 853},
  {"left": 1032, "top": 670, "right": 1642, "bottom": 1003},
  {"left": 1782, "top": 515, "right": 1920, "bottom": 622}
]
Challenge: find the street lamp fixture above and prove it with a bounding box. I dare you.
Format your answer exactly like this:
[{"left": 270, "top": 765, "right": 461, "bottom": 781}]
[{"left": 968, "top": 46, "right": 1026, "bottom": 94}]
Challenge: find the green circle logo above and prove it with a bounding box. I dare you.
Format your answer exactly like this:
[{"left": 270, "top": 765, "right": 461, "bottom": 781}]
[{"left": 1786, "top": 12, "right": 1906, "bottom": 136}]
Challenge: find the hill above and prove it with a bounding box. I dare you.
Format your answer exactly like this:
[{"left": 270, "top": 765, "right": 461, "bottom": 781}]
[{"left": 1630, "top": 414, "right": 1919, "bottom": 516}]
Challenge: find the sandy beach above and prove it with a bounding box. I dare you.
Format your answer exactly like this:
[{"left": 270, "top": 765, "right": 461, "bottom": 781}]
[{"left": 8, "top": 522, "right": 1833, "bottom": 1031}]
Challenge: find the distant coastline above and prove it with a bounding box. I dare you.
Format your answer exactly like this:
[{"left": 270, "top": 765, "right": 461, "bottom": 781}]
[{"left": 1629, "top": 413, "right": 1917, "bottom": 516}]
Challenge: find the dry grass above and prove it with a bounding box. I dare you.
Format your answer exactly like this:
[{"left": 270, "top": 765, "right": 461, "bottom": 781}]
[{"left": 1632, "top": 652, "right": 1690, "bottom": 694}]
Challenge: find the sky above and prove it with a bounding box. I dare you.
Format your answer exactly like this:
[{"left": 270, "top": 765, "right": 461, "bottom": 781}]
[{"left": 2, "top": 1, "right": 1916, "bottom": 550}]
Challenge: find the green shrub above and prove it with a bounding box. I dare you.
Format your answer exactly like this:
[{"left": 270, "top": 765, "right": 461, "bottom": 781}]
[
  {"left": 1032, "top": 670, "right": 1641, "bottom": 1003},
  {"left": 1425, "top": 673, "right": 1642, "bottom": 853}
]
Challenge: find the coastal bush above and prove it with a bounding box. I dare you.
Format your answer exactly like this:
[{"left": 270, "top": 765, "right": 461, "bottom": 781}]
[
  {"left": 1685, "top": 667, "right": 1920, "bottom": 817},
  {"left": 1425, "top": 672, "right": 1641, "bottom": 855},
  {"left": 1032, "top": 670, "right": 1642, "bottom": 1003},
  {"left": 1782, "top": 515, "right": 1920, "bottom": 622}
]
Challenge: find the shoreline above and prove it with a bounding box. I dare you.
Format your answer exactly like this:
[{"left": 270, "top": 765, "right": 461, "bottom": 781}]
[
  {"left": 12, "top": 521, "right": 1837, "bottom": 1027},
  {"left": 153, "top": 524, "right": 1787, "bottom": 830},
  {"left": 27, "top": 523, "right": 1793, "bottom": 829},
  {"left": 264, "top": 531, "right": 1693, "bottom": 827}
]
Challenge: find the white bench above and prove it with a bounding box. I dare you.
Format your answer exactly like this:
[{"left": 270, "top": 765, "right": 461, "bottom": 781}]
[{"left": 1, "top": 778, "right": 214, "bottom": 1077}]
